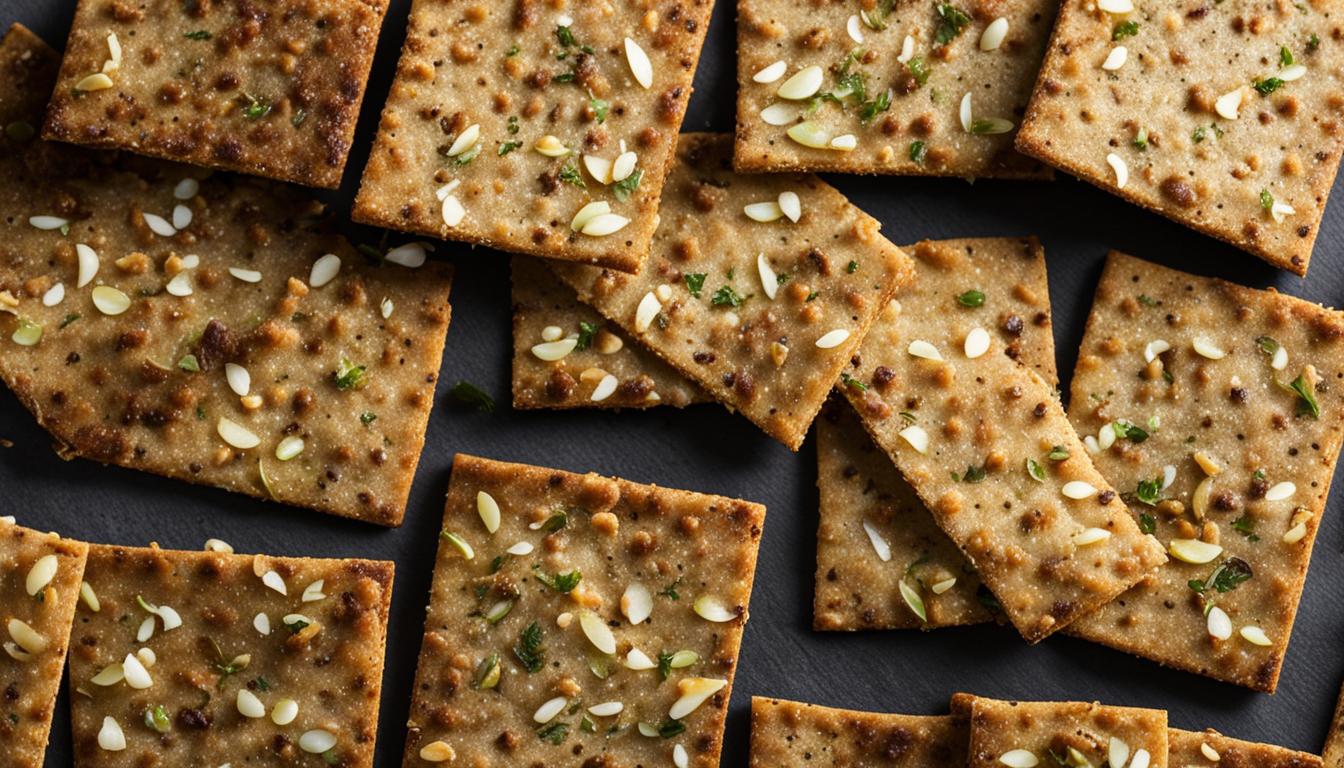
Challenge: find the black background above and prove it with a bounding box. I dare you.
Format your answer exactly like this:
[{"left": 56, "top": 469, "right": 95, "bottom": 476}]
[{"left": 5, "top": 0, "right": 1344, "bottom": 765}]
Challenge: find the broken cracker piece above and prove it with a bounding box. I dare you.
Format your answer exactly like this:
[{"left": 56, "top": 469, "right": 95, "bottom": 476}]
[{"left": 964, "top": 694, "right": 1169, "bottom": 768}]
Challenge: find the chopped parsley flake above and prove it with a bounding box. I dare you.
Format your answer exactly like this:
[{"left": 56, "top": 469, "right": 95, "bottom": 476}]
[
  {"left": 590, "top": 96, "right": 610, "bottom": 123},
  {"left": 1138, "top": 513, "right": 1156, "bottom": 534},
  {"left": 909, "top": 140, "right": 928, "bottom": 165},
  {"left": 1112, "top": 20, "right": 1140, "bottom": 40},
  {"left": 513, "top": 621, "right": 545, "bottom": 672},
  {"left": 507, "top": 116, "right": 519, "bottom": 134},
  {"left": 498, "top": 140, "right": 522, "bottom": 156},
  {"left": 684, "top": 273, "right": 707, "bottom": 298},
  {"left": 449, "top": 381, "right": 495, "bottom": 413},
  {"left": 846, "top": 260, "right": 859, "bottom": 274},
  {"left": 241, "top": 95, "right": 271, "bottom": 120},
  {"left": 555, "top": 26, "right": 577, "bottom": 47},
  {"left": 1134, "top": 476, "right": 1163, "bottom": 506},
  {"left": 1254, "top": 77, "right": 1285, "bottom": 95},
  {"left": 711, "top": 285, "right": 744, "bottom": 308},
  {"left": 575, "top": 321, "right": 598, "bottom": 351},
  {"left": 1288, "top": 373, "right": 1320, "bottom": 418},
  {"left": 1111, "top": 420, "right": 1149, "bottom": 443},
  {"left": 537, "top": 722, "right": 569, "bottom": 745},
  {"left": 558, "top": 161, "right": 585, "bottom": 188},
  {"left": 859, "top": 89, "right": 892, "bottom": 123},
  {"left": 905, "top": 58, "right": 931, "bottom": 87},
  {"left": 841, "top": 373, "right": 868, "bottom": 392},
  {"left": 506, "top": 45, "right": 520, "bottom": 57},
  {"left": 1309, "top": 33, "right": 1321, "bottom": 51},
  {"left": 1232, "top": 515, "right": 1261, "bottom": 542},
  {"left": 184, "top": 30, "right": 212, "bottom": 40},
  {"left": 612, "top": 169, "right": 643, "bottom": 202},
  {"left": 1026, "top": 458, "right": 1046, "bottom": 482},
  {"left": 958, "top": 464, "right": 987, "bottom": 483},
  {"left": 333, "top": 358, "right": 368, "bottom": 390},
  {"left": 1137, "top": 294, "right": 1159, "bottom": 307},
  {"left": 956, "top": 289, "right": 985, "bottom": 308},
  {"left": 934, "top": 3, "right": 972, "bottom": 45},
  {"left": 1260, "top": 189, "right": 1274, "bottom": 211},
  {"left": 1132, "top": 127, "right": 1148, "bottom": 150},
  {"left": 1189, "top": 557, "right": 1253, "bottom": 595},
  {"left": 533, "top": 565, "right": 582, "bottom": 593},
  {"left": 1281, "top": 46, "right": 1295, "bottom": 67},
  {"left": 360, "top": 411, "right": 377, "bottom": 427}
]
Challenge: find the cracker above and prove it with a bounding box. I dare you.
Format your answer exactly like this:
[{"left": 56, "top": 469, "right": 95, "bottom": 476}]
[
  {"left": 402, "top": 454, "right": 766, "bottom": 768},
  {"left": 735, "top": 0, "right": 1055, "bottom": 179},
  {"left": 1325, "top": 682, "right": 1344, "bottom": 767},
  {"left": 41, "top": 0, "right": 387, "bottom": 188},
  {"left": 1171, "top": 728, "right": 1321, "bottom": 768},
  {"left": 965, "top": 695, "right": 1169, "bottom": 768},
  {"left": 1065, "top": 252, "right": 1344, "bottom": 692},
  {"left": 0, "top": 517, "right": 89, "bottom": 768},
  {"left": 815, "top": 236, "right": 1055, "bottom": 631},
  {"left": 352, "top": 0, "right": 714, "bottom": 273},
  {"left": 551, "top": 132, "right": 913, "bottom": 449},
  {"left": 748, "top": 696, "right": 968, "bottom": 767},
  {"left": 67, "top": 543, "right": 394, "bottom": 767},
  {"left": 839, "top": 238, "right": 1166, "bottom": 642},
  {"left": 0, "top": 26, "right": 453, "bottom": 527},
  {"left": 512, "top": 255, "right": 708, "bottom": 410},
  {"left": 1015, "top": 0, "right": 1344, "bottom": 275}
]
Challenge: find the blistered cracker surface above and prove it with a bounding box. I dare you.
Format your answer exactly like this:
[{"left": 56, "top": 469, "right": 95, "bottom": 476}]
[
  {"left": 402, "top": 454, "right": 765, "bottom": 768},
  {"left": 42, "top": 0, "right": 387, "bottom": 188},
  {"left": 0, "top": 518, "right": 89, "bottom": 768},
  {"left": 735, "top": 0, "right": 1054, "bottom": 179},
  {"left": 840, "top": 238, "right": 1166, "bottom": 643},
  {"left": 1015, "top": 0, "right": 1344, "bottom": 275},
  {"left": 68, "top": 544, "right": 394, "bottom": 768},
  {"left": 552, "top": 132, "right": 913, "bottom": 449},
  {"left": 352, "top": 0, "right": 713, "bottom": 273},
  {"left": 1066, "top": 252, "right": 1344, "bottom": 692},
  {"left": 966, "top": 696, "right": 1169, "bottom": 768},
  {"left": 748, "top": 696, "right": 969, "bottom": 768},
  {"left": 1170, "top": 728, "right": 1322, "bottom": 768},
  {"left": 512, "top": 255, "right": 709, "bottom": 410}
]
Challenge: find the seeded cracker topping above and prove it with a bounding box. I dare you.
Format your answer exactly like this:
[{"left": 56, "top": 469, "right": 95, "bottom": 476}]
[
  {"left": 749, "top": 696, "right": 970, "bottom": 767},
  {"left": 0, "top": 26, "right": 454, "bottom": 527},
  {"left": 1016, "top": 0, "right": 1344, "bottom": 275},
  {"left": 550, "top": 133, "right": 913, "bottom": 450},
  {"left": 402, "top": 454, "right": 765, "bottom": 768},
  {"left": 352, "top": 0, "right": 715, "bottom": 273},
  {"left": 734, "top": 0, "right": 1055, "bottom": 178},
  {"left": 68, "top": 543, "right": 393, "bottom": 767},
  {"left": 962, "top": 694, "right": 1169, "bottom": 768},
  {"left": 42, "top": 0, "right": 388, "bottom": 188},
  {"left": 1065, "top": 252, "right": 1344, "bottom": 692}
]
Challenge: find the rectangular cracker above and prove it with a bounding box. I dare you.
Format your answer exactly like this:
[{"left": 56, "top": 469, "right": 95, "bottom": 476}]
[
  {"left": 352, "top": 0, "right": 714, "bottom": 273},
  {"left": 839, "top": 238, "right": 1166, "bottom": 642},
  {"left": 815, "top": 236, "right": 1055, "bottom": 631},
  {"left": 0, "top": 26, "right": 453, "bottom": 527},
  {"left": 964, "top": 694, "right": 1169, "bottom": 768},
  {"left": 748, "top": 696, "right": 968, "bottom": 767},
  {"left": 402, "top": 454, "right": 766, "bottom": 768},
  {"left": 1326, "top": 682, "right": 1344, "bottom": 767},
  {"left": 1171, "top": 728, "right": 1322, "bottom": 768},
  {"left": 551, "top": 132, "right": 913, "bottom": 449},
  {"left": 1, "top": 517, "right": 89, "bottom": 768},
  {"left": 1015, "top": 0, "right": 1344, "bottom": 275},
  {"left": 1065, "top": 252, "right": 1344, "bottom": 692},
  {"left": 735, "top": 0, "right": 1055, "bottom": 179},
  {"left": 512, "top": 255, "right": 709, "bottom": 410},
  {"left": 67, "top": 543, "right": 394, "bottom": 767},
  {"left": 41, "top": 0, "right": 387, "bottom": 188}
]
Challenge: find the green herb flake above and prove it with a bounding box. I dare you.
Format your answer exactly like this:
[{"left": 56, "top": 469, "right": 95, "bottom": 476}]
[
  {"left": 909, "top": 140, "right": 928, "bottom": 165},
  {"left": 1134, "top": 476, "right": 1163, "bottom": 506},
  {"left": 184, "top": 30, "right": 212, "bottom": 40},
  {"left": 507, "top": 115, "right": 520, "bottom": 134},
  {"left": 906, "top": 57, "right": 931, "bottom": 87},
  {"left": 1260, "top": 189, "right": 1274, "bottom": 211},
  {"left": 449, "top": 381, "right": 495, "bottom": 413},
  {"left": 359, "top": 411, "right": 377, "bottom": 427},
  {"left": 333, "top": 357, "right": 368, "bottom": 391},
  {"left": 1026, "top": 458, "right": 1046, "bottom": 482},
  {"left": 859, "top": 89, "right": 892, "bottom": 123},
  {"left": 144, "top": 704, "right": 172, "bottom": 733},
  {"left": 177, "top": 354, "right": 200, "bottom": 372},
  {"left": 1047, "top": 445, "right": 1069, "bottom": 461},
  {"left": 498, "top": 141, "right": 522, "bottom": 156},
  {"left": 1138, "top": 513, "right": 1157, "bottom": 534},
  {"left": 612, "top": 169, "right": 643, "bottom": 202},
  {"left": 684, "top": 273, "right": 707, "bottom": 298},
  {"left": 241, "top": 95, "right": 271, "bottom": 120},
  {"left": 1192, "top": 126, "right": 1207, "bottom": 143},
  {"left": 1112, "top": 20, "right": 1140, "bottom": 40},
  {"left": 540, "top": 511, "right": 569, "bottom": 533},
  {"left": 533, "top": 565, "right": 582, "bottom": 593},
  {"left": 956, "top": 289, "right": 985, "bottom": 308},
  {"left": 506, "top": 44, "right": 521, "bottom": 57},
  {"left": 657, "top": 719, "right": 686, "bottom": 738},
  {"left": 658, "top": 578, "right": 682, "bottom": 600},
  {"left": 711, "top": 285, "right": 744, "bottom": 308},
  {"left": 555, "top": 25, "right": 577, "bottom": 47},
  {"left": 1232, "top": 515, "right": 1261, "bottom": 542},
  {"left": 1132, "top": 127, "right": 1148, "bottom": 150},
  {"left": 934, "top": 3, "right": 972, "bottom": 45},
  {"left": 576, "top": 321, "right": 598, "bottom": 351},
  {"left": 1256, "top": 335, "right": 1280, "bottom": 355},
  {"left": 1308, "top": 33, "right": 1321, "bottom": 51},
  {"left": 846, "top": 260, "right": 859, "bottom": 274},
  {"left": 1137, "top": 294, "right": 1159, "bottom": 307},
  {"left": 960, "top": 465, "right": 987, "bottom": 483},
  {"left": 537, "top": 722, "right": 569, "bottom": 745},
  {"left": 558, "top": 161, "right": 585, "bottom": 188},
  {"left": 1289, "top": 373, "right": 1320, "bottom": 418},
  {"left": 513, "top": 621, "right": 545, "bottom": 673},
  {"left": 1280, "top": 46, "right": 1295, "bottom": 67},
  {"left": 1188, "top": 557, "right": 1253, "bottom": 595},
  {"left": 589, "top": 96, "right": 610, "bottom": 124},
  {"left": 841, "top": 373, "right": 868, "bottom": 392},
  {"left": 1254, "top": 77, "right": 1285, "bottom": 95}
]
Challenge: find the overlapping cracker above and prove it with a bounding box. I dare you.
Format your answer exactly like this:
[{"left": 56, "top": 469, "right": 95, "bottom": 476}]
[
  {"left": 0, "top": 26, "right": 453, "bottom": 526},
  {"left": 551, "top": 132, "right": 912, "bottom": 449},
  {"left": 735, "top": 0, "right": 1055, "bottom": 179},
  {"left": 67, "top": 543, "right": 394, "bottom": 767},
  {"left": 815, "top": 236, "right": 1055, "bottom": 631},
  {"left": 403, "top": 454, "right": 765, "bottom": 768},
  {"left": 0, "top": 518, "right": 89, "bottom": 768},
  {"left": 1066, "top": 252, "right": 1344, "bottom": 692},
  {"left": 749, "top": 696, "right": 969, "bottom": 767},
  {"left": 1016, "top": 0, "right": 1344, "bottom": 275},
  {"left": 964, "top": 694, "right": 1169, "bottom": 768},
  {"left": 1171, "top": 728, "right": 1322, "bottom": 768},
  {"left": 512, "top": 255, "right": 708, "bottom": 410},
  {"left": 42, "top": 0, "right": 387, "bottom": 188},
  {"left": 839, "top": 238, "right": 1166, "bottom": 642},
  {"left": 353, "top": 0, "right": 714, "bottom": 272},
  {"left": 1325, "top": 682, "right": 1344, "bottom": 767}
]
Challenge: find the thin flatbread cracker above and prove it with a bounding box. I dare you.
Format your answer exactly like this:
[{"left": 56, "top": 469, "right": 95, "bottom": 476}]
[
  {"left": 815, "top": 236, "right": 1055, "bottom": 631},
  {"left": 353, "top": 0, "right": 714, "bottom": 273},
  {"left": 839, "top": 239, "right": 1166, "bottom": 642},
  {"left": 735, "top": 0, "right": 1055, "bottom": 179},
  {"left": 67, "top": 543, "right": 394, "bottom": 767},
  {"left": 964, "top": 694, "right": 1169, "bottom": 768},
  {"left": 42, "top": 0, "right": 388, "bottom": 188},
  {"left": 0, "top": 27, "right": 453, "bottom": 527},
  {"left": 552, "top": 132, "right": 913, "bottom": 449},
  {"left": 1015, "top": 0, "right": 1344, "bottom": 275},
  {"left": 1066, "top": 252, "right": 1344, "bottom": 692},
  {"left": 1325, "top": 682, "right": 1344, "bottom": 768},
  {"left": 402, "top": 454, "right": 765, "bottom": 768},
  {"left": 1171, "top": 728, "right": 1321, "bottom": 768},
  {"left": 0, "top": 517, "right": 89, "bottom": 768},
  {"left": 749, "top": 696, "right": 969, "bottom": 767},
  {"left": 512, "top": 255, "right": 708, "bottom": 410}
]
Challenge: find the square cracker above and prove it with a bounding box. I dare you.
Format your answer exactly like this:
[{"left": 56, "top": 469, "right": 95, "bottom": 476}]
[
  {"left": 352, "top": 0, "right": 714, "bottom": 273},
  {"left": 0, "top": 27, "right": 453, "bottom": 527},
  {"left": 839, "top": 238, "right": 1166, "bottom": 643},
  {"left": 1015, "top": 0, "right": 1344, "bottom": 275},
  {"left": 402, "top": 454, "right": 765, "bottom": 768},
  {"left": 551, "top": 132, "right": 913, "bottom": 449},
  {"left": 964, "top": 694, "right": 1169, "bottom": 768},
  {"left": 0, "top": 518, "right": 89, "bottom": 768},
  {"left": 815, "top": 236, "right": 1055, "bottom": 631},
  {"left": 1065, "top": 252, "right": 1344, "bottom": 692},
  {"left": 67, "top": 543, "right": 394, "bottom": 768},
  {"left": 512, "top": 255, "right": 709, "bottom": 410},
  {"left": 735, "top": 0, "right": 1055, "bottom": 179},
  {"left": 749, "top": 696, "right": 968, "bottom": 767},
  {"left": 42, "top": 0, "right": 388, "bottom": 188},
  {"left": 1171, "top": 728, "right": 1322, "bottom": 768}
]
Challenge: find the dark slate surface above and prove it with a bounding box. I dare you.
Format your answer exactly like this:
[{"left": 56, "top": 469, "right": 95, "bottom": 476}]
[{"left": 3, "top": 0, "right": 1343, "bottom": 764}]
